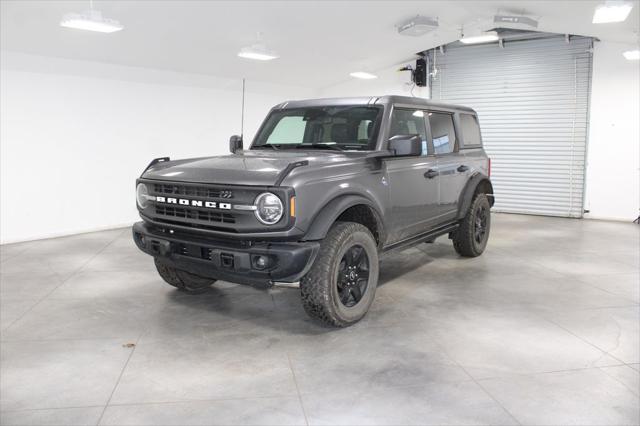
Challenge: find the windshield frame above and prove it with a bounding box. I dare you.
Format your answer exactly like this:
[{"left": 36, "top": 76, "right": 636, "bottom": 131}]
[{"left": 250, "top": 105, "right": 383, "bottom": 151}]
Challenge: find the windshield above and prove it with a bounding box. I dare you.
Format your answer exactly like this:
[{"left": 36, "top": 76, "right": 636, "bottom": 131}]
[{"left": 251, "top": 105, "right": 382, "bottom": 151}]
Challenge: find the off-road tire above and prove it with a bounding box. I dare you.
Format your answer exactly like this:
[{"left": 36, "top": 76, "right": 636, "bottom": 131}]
[
  {"left": 300, "top": 222, "right": 379, "bottom": 327},
  {"left": 154, "top": 258, "right": 216, "bottom": 294},
  {"left": 452, "top": 193, "right": 491, "bottom": 257}
]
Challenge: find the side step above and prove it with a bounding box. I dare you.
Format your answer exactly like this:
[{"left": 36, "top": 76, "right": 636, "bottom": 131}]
[
  {"left": 271, "top": 281, "right": 300, "bottom": 289},
  {"left": 382, "top": 222, "right": 459, "bottom": 254}
]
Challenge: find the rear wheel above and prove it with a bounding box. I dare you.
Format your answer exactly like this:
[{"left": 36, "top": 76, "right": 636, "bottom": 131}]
[
  {"left": 300, "top": 222, "right": 379, "bottom": 327},
  {"left": 154, "top": 258, "right": 216, "bottom": 294},
  {"left": 452, "top": 193, "right": 491, "bottom": 257}
]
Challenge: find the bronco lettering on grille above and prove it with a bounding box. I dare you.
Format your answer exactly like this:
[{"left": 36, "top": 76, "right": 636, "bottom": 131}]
[{"left": 155, "top": 196, "right": 231, "bottom": 210}]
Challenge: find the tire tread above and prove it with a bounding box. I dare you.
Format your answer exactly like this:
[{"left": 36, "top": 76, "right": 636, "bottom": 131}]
[
  {"left": 452, "top": 193, "right": 490, "bottom": 258},
  {"left": 300, "top": 222, "right": 376, "bottom": 327},
  {"left": 154, "top": 258, "right": 215, "bottom": 294}
]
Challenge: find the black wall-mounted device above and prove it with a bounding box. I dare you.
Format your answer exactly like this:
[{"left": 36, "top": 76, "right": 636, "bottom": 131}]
[{"left": 414, "top": 58, "right": 426, "bottom": 87}]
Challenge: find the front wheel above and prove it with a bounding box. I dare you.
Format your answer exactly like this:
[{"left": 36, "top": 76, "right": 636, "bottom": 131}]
[
  {"left": 452, "top": 193, "right": 491, "bottom": 257},
  {"left": 154, "top": 258, "right": 216, "bottom": 294},
  {"left": 301, "top": 222, "right": 379, "bottom": 327}
]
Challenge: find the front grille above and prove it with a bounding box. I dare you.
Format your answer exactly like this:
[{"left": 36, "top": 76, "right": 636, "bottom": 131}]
[
  {"left": 155, "top": 205, "right": 236, "bottom": 224},
  {"left": 140, "top": 179, "right": 293, "bottom": 234},
  {"left": 153, "top": 183, "right": 233, "bottom": 199}
]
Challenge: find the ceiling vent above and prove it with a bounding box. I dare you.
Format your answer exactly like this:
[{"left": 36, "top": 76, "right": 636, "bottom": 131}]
[
  {"left": 493, "top": 15, "right": 539, "bottom": 29},
  {"left": 397, "top": 15, "right": 439, "bottom": 36}
]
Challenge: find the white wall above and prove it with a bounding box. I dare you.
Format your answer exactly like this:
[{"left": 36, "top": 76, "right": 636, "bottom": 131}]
[
  {"left": 320, "top": 42, "right": 640, "bottom": 222},
  {"left": 0, "top": 52, "right": 312, "bottom": 243},
  {"left": 2, "top": 40, "right": 637, "bottom": 245},
  {"left": 583, "top": 41, "right": 640, "bottom": 221}
]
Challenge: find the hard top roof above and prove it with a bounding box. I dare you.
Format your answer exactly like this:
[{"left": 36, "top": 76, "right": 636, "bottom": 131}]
[{"left": 274, "top": 95, "right": 476, "bottom": 113}]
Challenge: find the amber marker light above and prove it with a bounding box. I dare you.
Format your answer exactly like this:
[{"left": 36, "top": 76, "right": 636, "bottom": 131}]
[{"left": 290, "top": 196, "right": 296, "bottom": 217}]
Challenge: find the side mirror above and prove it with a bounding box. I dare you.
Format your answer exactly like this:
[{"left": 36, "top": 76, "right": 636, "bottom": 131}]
[
  {"left": 388, "top": 134, "right": 422, "bottom": 157},
  {"left": 229, "top": 135, "right": 243, "bottom": 154}
]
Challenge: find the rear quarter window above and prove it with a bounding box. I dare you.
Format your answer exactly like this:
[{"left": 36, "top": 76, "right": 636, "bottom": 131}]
[{"left": 460, "top": 114, "right": 482, "bottom": 148}]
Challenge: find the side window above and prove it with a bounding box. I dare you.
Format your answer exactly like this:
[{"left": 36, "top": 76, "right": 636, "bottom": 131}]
[
  {"left": 460, "top": 114, "right": 482, "bottom": 147},
  {"left": 429, "top": 112, "right": 456, "bottom": 155},
  {"left": 389, "top": 109, "right": 428, "bottom": 155},
  {"left": 266, "top": 116, "right": 306, "bottom": 144}
]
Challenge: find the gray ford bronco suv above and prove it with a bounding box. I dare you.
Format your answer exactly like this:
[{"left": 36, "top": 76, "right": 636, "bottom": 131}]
[{"left": 133, "top": 96, "right": 494, "bottom": 326}]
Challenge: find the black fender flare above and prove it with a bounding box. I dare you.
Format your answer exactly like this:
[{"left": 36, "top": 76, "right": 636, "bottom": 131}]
[
  {"left": 457, "top": 173, "right": 494, "bottom": 220},
  {"left": 302, "top": 194, "right": 385, "bottom": 243}
]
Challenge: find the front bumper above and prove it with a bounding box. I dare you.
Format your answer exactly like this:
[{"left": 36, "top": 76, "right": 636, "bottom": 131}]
[{"left": 132, "top": 221, "right": 320, "bottom": 288}]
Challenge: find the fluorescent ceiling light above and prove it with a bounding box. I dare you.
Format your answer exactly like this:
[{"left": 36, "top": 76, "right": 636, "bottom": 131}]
[
  {"left": 60, "top": 9, "right": 123, "bottom": 33},
  {"left": 238, "top": 45, "right": 278, "bottom": 61},
  {"left": 238, "top": 34, "right": 278, "bottom": 61},
  {"left": 350, "top": 71, "right": 378, "bottom": 79},
  {"left": 623, "top": 49, "right": 640, "bottom": 60},
  {"left": 460, "top": 32, "right": 500, "bottom": 45},
  {"left": 592, "top": 1, "right": 633, "bottom": 23}
]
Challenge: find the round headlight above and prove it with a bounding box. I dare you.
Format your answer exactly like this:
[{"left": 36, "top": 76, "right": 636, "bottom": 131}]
[
  {"left": 136, "top": 183, "right": 149, "bottom": 209},
  {"left": 254, "top": 192, "right": 283, "bottom": 225}
]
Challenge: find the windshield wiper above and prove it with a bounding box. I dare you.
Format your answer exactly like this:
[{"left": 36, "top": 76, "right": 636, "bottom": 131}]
[
  {"left": 295, "top": 143, "right": 343, "bottom": 151},
  {"left": 252, "top": 144, "right": 280, "bottom": 150}
]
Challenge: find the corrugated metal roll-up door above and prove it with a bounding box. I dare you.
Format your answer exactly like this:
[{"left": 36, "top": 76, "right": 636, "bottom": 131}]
[{"left": 430, "top": 35, "right": 593, "bottom": 217}]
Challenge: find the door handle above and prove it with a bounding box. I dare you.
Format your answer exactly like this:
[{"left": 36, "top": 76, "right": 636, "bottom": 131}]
[
  {"left": 457, "top": 165, "right": 469, "bottom": 173},
  {"left": 424, "top": 169, "right": 439, "bottom": 179}
]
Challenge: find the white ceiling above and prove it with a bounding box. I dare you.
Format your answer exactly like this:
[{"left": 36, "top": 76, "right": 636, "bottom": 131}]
[{"left": 2, "top": 0, "right": 639, "bottom": 88}]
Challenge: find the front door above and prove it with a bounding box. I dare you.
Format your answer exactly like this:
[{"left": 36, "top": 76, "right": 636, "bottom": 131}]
[{"left": 384, "top": 108, "right": 440, "bottom": 243}]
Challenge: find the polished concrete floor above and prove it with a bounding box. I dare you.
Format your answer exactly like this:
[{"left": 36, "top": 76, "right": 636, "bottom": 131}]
[{"left": 0, "top": 213, "right": 638, "bottom": 425}]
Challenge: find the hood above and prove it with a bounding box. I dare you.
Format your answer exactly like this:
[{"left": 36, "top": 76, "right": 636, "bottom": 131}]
[{"left": 141, "top": 149, "right": 367, "bottom": 186}]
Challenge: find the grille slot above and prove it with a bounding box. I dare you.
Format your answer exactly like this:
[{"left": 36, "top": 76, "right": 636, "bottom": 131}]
[
  {"left": 155, "top": 205, "right": 236, "bottom": 224},
  {"left": 201, "top": 247, "right": 213, "bottom": 260},
  {"left": 173, "top": 243, "right": 215, "bottom": 261},
  {"left": 153, "top": 183, "right": 233, "bottom": 199}
]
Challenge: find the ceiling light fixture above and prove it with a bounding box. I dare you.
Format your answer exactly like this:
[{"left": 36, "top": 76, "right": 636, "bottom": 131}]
[
  {"left": 592, "top": 1, "right": 633, "bottom": 23},
  {"left": 237, "top": 47, "right": 278, "bottom": 61},
  {"left": 238, "top": 33, "right": 279, "bottom": 61},
  {"left": 60, "top": 0, "right": 123, "bottom": 33},
  {"left": 397, "top": 15, "right": 439, "bottom": 36},
  {"left": 460, "top": 31, "right": 500, "bottom": 45},
  {"left": 350, "top": 72, "right": 378, "bottom": 79},
  {"left": 623, "top": 49, "right": 640, "bottom": 60}
]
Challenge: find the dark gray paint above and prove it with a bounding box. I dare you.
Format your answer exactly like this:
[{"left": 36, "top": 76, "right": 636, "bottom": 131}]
[{"left": 139, "top": 95, "right": 491, "bottom": 247}]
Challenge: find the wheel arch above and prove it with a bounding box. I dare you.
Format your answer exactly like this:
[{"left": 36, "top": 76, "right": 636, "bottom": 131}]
[
  {"left": 457, "top": 173, "right": 494, "bottom": 220},
  {"left": 302, "top": 194, "right": 385, "bottom": 248}
]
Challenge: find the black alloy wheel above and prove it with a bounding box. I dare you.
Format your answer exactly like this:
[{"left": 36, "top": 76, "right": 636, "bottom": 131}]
[
  {"left": 474, "top": 204, "right": 488, "bottom": 244},
  {"left": 452, "top": 193, "right": 491, "bottom": 258},
  {"left": 300, "top": 222, "right": 379, "bottom": 327},
  {"left": 337, "top": 244, "right": 370, "bottom": 307}
]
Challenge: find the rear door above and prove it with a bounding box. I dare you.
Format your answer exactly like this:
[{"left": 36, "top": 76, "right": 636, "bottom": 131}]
[
  {"left": 429, "top": 111, "right": 469, "bottom": 220},
  {"left": 384, "top": 107, "right": 439, "bottom": 243}
]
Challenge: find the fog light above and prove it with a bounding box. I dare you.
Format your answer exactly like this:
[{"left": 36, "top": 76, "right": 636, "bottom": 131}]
[
  {"left": 251, "top": 254, "right": 271, "bottom": 270},
  {"left": 134, "top": 232, "right": 146, "bottom": 248}
]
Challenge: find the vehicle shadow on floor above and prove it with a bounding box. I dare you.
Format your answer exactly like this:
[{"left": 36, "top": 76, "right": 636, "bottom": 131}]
[
  {"left": 378, "top": 247, "right": 439, "bottom": 286},
  {"left": 160, "top": 243, "right": 447, "bottom": 335}
]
